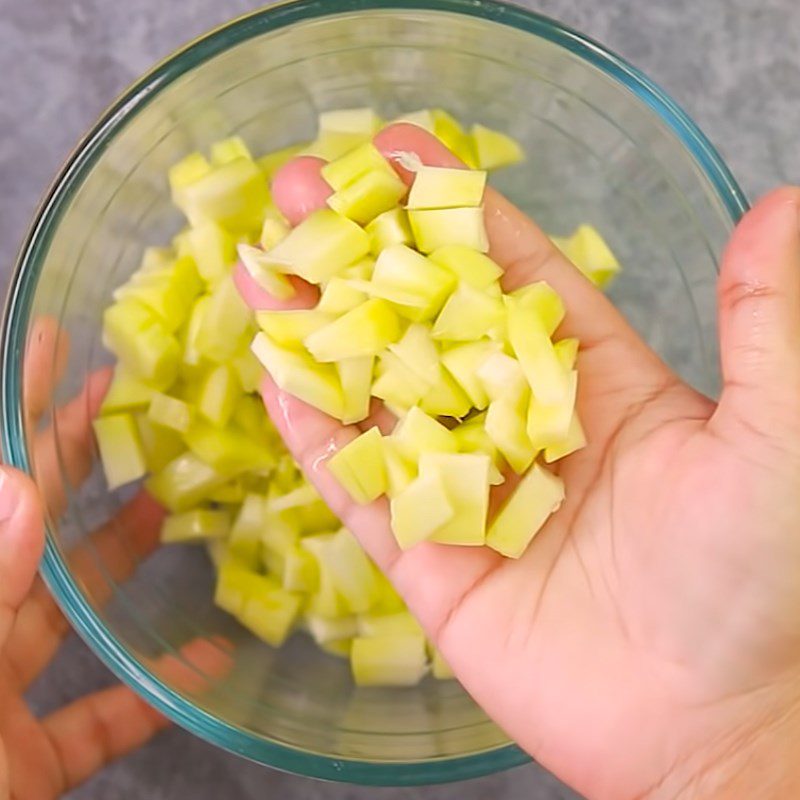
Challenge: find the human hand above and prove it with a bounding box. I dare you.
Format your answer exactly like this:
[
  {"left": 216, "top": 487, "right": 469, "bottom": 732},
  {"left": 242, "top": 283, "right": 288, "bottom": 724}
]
[
  {"left": 1, "top": 322, "right": 230, "bottom": 800},
  {"left": 238, "top": 124, "right": 800, "bottom": 800}
]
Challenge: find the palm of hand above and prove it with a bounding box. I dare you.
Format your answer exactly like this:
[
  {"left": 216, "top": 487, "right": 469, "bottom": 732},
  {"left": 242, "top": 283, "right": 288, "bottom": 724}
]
[{"left": 251, "top": 125, "right": 800, "bottom": 799}]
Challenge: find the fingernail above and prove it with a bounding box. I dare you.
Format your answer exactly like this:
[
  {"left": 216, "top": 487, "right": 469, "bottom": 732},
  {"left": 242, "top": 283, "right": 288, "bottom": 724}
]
[{"left": 0, "top": 470, "right": 20, "bottom": 524}]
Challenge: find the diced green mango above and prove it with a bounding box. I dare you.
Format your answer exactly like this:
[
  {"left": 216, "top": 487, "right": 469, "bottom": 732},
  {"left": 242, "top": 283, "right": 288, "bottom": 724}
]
[
  {"left": 486, "top": 394, "right": 537, "bottom": 475},
  {"left": 372, "top": 352, "right": 429, "bottom": 411},
  {"left": 259, "top": 209, "right": 291, "bottom": 250},
  {"left": 237, "top": 243, "right": 296, "bottom": 300},
  {"left": 317, "top": 278, "right": 367, "bottom": 315},
  {"left": 134, "top": 414, "right": 185, "bottom": 473},
  {"left": 392, "top": 406, "right": 458, "bottom": 461},
  {"left": 432, "top": 283, "right": 504, "bottom": 341},
  {"left": 213, "top": 559, "right": 272, "bottom": 616},
  {"left": 148, "top": 392, "right": 194, "bottom": 433},
  {"left": 267, "top": 209, "right": 370, "bottom": 285},
  {"left": 305, "top": 130, "right": 371, "bottom": 161},
  {"left": 228, "top": 493, "right": 268, "bottom": 563},
  {"left": 418, "top": 453, "right": 490, "bottom": 545},
  {"left": 544, "top": 410, "right": 587, "bottom": 463},
  {"left": 238, "top": 585, "right": 302, "bottom": 647},
  {"left": 319, "top": 107, "right": 382, "bottom": 136},
  {"left": 161, "top": 508, "right": 231, "bottom": 543},
  {"left": 567, "top": 224, "right": 621, "bottom": 287},
  {"left": 195, "top": 276, "right": 252, "bottom": 363},
  {"left": 92, "top": 413, "right": 147, "bottom": 490},
  {"left": 168, "top": 152, "right": 212, "bottom": 191},
  {"left": 251, "top": 332, "right": 344, "bottom": 419},
  {"left": 100, "top": 367, "right": 156, "bottom": 415},
  {"left": 139, "top": 246, "right": 175, "bottom": 273},
  {"left": 186, "top": 222, "right": 236, "bottom": 284},
  {"left": 390, "top": 471, "right": 455, "bottom": 550},
  {"left": 304, "top": 298, "right": 401, "bottom": 362},
  {"left": 181, "top": 295, "right": 209, "bottom": 367},
  {"left": 351, "top": 633, "right": 428, "bottom": 687},
  {"left": 470, "top": 124, "right": 525, "bottom": 170},
  {"left": 366, "top": 207, "right": 414, "bottom": 255},
  {"left": 317, "top": 528, "right": 380, "bottom": 614},
  {"left": 327, "top": 168, "right": 407, "bottom": 225},
  {"left": 198, "top": 364, "right": 240, "bottom": 427},
  {"left": 428, "top": 245, "right": 503, "bottom": 289},
  {"left": 102, "top": 300, "right": 180, "bottom": 388},
  {"left": 210, "top": 136, "right": 252, "bottom": 166},
  {"left": 302, "top": 537, "right": 349, "bottom": 619},
  {"left": 419, "top": 369, "right": 471, "bottom": 419},
  {"left": 319, "top": 638, "right": 352, "bottom": 659},
  {"left": 441, "top": 340, "right": 499, "bottom": 408},
  {"left": 407, "top": 165, "right": 486, "bottom": 210},
  {"left": 476, "top": 351, "right": 528, "bottom": 405},
  {"left": 146, "top": 452, "right": 227, "bottom": 511},
  {"left": 256, "top": 309, "right": 334, "bottom": 349},
  {"left": 336, "top": 355, "right": 374, "bottom": 424},
  {"left": 305, "top": 613, "right": 359, "bottom": 645},
  {"left": 506, "top": 296, "right": 572, "bottom": 405},
  {"left": 373, "top": 569, "right": 406, "bottom": 614},
  {"left": 358, "top": 611, "right": 423, "bottom": 638},
  {"left": 327, "top": 427, "right": 387, "bottom": 505},
  {"left": 371, "top": 244, "right": 456, "bottom": 319},
  {"left": 256, "top": 141, "right": 308, "bottom": 180},
  {"left": 184, "top": 421, "right": 274, "bottom": 476},
  {"left": 452, "top": 416, "right": 498, "bottom": 460},
  {"left": 431, "top": 108, "right": 476, "bottom": 166},
  {"left": 342, "top": 257, "right": 375, "bottom": 281},
  {"left": 392, "top": 109, "right": 435, "bottom": 130},
  {"left": 486, "top": 464, "right": 564, "bottom": 558},
  {"left": 231, "top": 346, "right": 264, "bottom": 394},
  {"left": 266, "top": 483, "right": 320, "bottom": 513},
  {"left": 554, "top": 337, "right": 580, "bottom": 371},
  {"left": 173, "top": 156, "right": 269, "bottom": 234},
  {"left": 381, "top": 437, "right": 418, "bottom": 497},
  {"left": 207, "top": 481, "right": 246, "bottom": 504},
  {"left": 431, "top": 647, "right": 456, "bottom": 680},
  {"left": 387, "top": 323, "right": 441, "bottom": 387},
  {"left": 283, "top": 546, "right": 319, "bottom": 593},
  {"left": 408, "top": 207, "right": 489, "bottom": 253},
  {"left": 527, "top": 370, "right": 578, "bottom": 451},
  {"left": 510, "top": 281, "right": 565, "bottom": 336}
]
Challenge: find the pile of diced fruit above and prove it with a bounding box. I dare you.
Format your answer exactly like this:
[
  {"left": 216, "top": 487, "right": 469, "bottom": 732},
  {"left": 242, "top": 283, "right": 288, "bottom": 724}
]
[{"left": 93, "top": 107, "right": 619, "bottom": 686}]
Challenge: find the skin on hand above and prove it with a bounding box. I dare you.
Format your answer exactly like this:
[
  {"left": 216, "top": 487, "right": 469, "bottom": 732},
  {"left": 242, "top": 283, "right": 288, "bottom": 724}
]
[
  {"left": 0, "top": 329, "right": 233, "bottom": 800},
  {"left": 237, "top": 124, "right": 800, "bottom": 799}
]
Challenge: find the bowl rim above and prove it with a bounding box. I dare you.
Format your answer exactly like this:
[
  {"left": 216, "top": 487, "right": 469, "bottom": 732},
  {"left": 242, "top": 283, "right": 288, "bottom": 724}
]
[{"left": 1, "top": 0, "right": 749, "bottom": 786}]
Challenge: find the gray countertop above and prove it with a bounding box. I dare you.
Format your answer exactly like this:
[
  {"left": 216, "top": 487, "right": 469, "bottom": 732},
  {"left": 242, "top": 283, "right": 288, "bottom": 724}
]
[{"left": 1, "top": 1, "right": 798, "bottom": 798}]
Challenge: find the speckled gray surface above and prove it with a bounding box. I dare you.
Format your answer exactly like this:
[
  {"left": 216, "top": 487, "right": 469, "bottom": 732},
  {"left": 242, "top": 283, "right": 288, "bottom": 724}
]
[{"left": 1, "top": 1, "right": 799, "bottom": 798}]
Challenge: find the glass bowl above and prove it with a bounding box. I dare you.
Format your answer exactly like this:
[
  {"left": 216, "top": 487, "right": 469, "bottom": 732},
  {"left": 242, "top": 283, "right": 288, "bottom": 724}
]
[{"left": 0, "top": 0, "right": 748, "bottom": 786}]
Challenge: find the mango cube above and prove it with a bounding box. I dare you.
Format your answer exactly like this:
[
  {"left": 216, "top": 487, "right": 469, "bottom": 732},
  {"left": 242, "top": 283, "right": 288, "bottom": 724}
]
[
  {"left": 407, "top": 165, "right": 486, "bottom": 210},
  {"left": 408, "top": 207, "right": 489, "bottom": 253},
  {"left": 317, "top": 278, "right": 367, "bottom": 315},
  {"left": 433, "top": 283, "right": 504, "bottom": 341},
  {"left": 251, "top": 332, "right": 344, "bottom": 419},
  {"left": 198, "top": 364, "right": 240, "bottom": 427},
  {"left": 486, "top": 395, "right": 537, "bottom": 475},
  {"left": 419, "top": 369, "right": 471, "bottom": 419},
  {"left": 326, "top": 427, "right": 387, "bottom": 505},
  {"left": 428, "top": 245, "right": 503, "bottom": 289},
  {"left": 304, "top": 298, "right": 401, "bottom": 362},
  {"left": 146, "top": 452, "right": 227, "bottom": 512},
  {"left": 336, "top": 355, "right": 374, "bottom": 424},
  {"left": 256, "top": 309, "right": 333, "bottom": 349},
  {"left": 366, "top": 207, "right": 414, "bottom": 255},
  {"left": 351, "top": 633, "right": 428, "bottom": 687},
  {"left": 267, "top": 209, "right": 370, "bottom": 285},
  {"left": 93, "top": 413, "right": 147, "bottom": 490},
  {"left": 161, "top": 508, "right": 231, "bottom": 543},
  {"left": 510, "top": 281, "right": 565, "bottom": 336},
  {"left": 418, "top": 453, "right": 490, "bottom": 545},
  {"left": 390, "top": 472, "right": 454, "bottom": 550},
  {"left": 486, "top": 464, "right": 564, "bottom": 558},
  {"left": 148, "top": 393, "right": 194, "bottom": 434},
  {"left": 544, "top": 411, "right": 587, "bottom": 463},
  {"left": 186, "top": 222, "right": 236, "bottom": 283},
  {"left": 321, "top": 141, "right": 395, "bottom": 191},
  {"left": 471, "top": 123, "right": 525, "bottom": 170},
  {"left": 554, "top": 337, "right": 580, "bottom": 370},
  {"left": 327, "top": 168, "right": 407, "bottom": 225},
  {"left": 440, "top": 340, "right": 499, "bottom": 408},
  {"left": 392, "top": 406, "right": 458, "bottom": 462},
  {"left": 237, "top": 243, "right": 295, "bottom": 300},
  {"left": 381, "top": 437, "right": 417, "bottom": 497},
  {"left": 238, "top": 585, "right": 302, "bottom": 647},
  {"left": 527, "top": 370, "right": 578, "bottom": 451},
  {"left": 100, "top": 368, "right": 156, "bottom": 415},
  {"left": 477, "top": 351, "right": 528, "bottom": 405}
]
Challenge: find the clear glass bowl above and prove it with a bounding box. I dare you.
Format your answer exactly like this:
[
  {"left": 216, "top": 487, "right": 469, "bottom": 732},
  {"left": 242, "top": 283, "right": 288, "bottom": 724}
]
[{"left": 1, "top": 0, "right": 747, "bottom": 786}]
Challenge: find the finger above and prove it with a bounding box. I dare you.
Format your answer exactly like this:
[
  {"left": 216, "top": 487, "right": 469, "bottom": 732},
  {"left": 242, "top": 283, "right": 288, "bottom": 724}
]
[
  {"left": 4, "top": 491, "right": 164, "bottom": 691},
  {"left": 23, "top": 316, "right": 69, "bottom": 427},
  {"left": 39, "top": 685, "right": 168, "bottom": 794},
  {"left": 233, "top": 156, "right": 329, "bottom": 311},
  {"left": 32, "top": 367, "right": 112, "bottom": 520},
  {"left": 271, "top": 155, "right": 332, "bottom": 225},
  {"left": 711, "top": 186, "right": 800, "bottom": 440},
  {"left": 0, "top": 468, "right": 44, "bottom": 650},
  {"left": 260, "top": 376, "right": 501, "bottom": 637}
]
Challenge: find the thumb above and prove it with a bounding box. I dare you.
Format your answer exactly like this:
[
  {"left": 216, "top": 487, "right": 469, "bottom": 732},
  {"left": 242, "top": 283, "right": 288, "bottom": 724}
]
[
  {"left": 712, "top": 187, "right": 800, "bottom": 442},
  {"left": 0, "top": 467, "right": 44, "bottom": 649}
]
